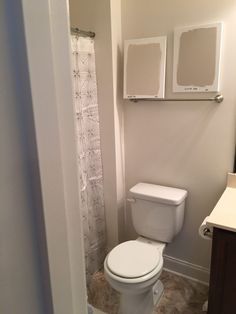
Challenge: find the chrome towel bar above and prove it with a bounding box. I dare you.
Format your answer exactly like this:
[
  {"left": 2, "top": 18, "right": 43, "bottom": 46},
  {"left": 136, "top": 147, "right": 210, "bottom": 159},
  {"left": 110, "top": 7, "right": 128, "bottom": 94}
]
[{"left": 129, "top": 94, "right": 223, "bottom": 104}]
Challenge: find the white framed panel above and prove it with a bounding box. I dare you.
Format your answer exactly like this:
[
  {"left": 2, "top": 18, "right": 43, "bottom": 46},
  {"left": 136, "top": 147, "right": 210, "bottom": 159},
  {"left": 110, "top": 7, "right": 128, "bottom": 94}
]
[
  {"left": 173, "top": 23, "right": 223, "bottom": 93},
  {"left": 124, "top": 36, "right": 167, "bottom": 99}
]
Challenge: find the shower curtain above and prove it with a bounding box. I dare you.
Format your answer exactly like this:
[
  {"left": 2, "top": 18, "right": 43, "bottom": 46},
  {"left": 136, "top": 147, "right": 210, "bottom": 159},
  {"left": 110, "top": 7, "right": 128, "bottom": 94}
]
[{"left": 71, "top": 35, "right": 106, "bottom": 283}]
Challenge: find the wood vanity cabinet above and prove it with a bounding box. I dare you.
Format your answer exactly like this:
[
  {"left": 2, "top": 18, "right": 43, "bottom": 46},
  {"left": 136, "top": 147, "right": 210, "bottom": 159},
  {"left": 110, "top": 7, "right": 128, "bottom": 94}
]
[{"left": 208, "top": 227, "right": 236, "bottom": 314}]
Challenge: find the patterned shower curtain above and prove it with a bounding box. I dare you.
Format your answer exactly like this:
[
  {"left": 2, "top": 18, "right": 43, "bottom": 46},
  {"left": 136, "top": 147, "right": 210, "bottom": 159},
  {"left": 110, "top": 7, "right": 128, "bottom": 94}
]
[{"left": 71, "top": 35, "right": 106, "bottom": 282}]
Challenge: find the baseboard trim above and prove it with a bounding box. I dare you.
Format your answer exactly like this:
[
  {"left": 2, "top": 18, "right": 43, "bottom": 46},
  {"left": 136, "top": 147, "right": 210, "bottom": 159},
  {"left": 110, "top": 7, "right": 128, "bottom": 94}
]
[{"left": 163, "top": 254, "right": 210, "bottom": 285}]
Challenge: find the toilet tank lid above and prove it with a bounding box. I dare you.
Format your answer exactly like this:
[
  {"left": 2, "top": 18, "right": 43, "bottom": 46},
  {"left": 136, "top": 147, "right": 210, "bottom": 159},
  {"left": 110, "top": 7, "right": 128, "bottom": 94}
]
[{"left": 129, "top": 183, "right": 188, "bottom": 205}]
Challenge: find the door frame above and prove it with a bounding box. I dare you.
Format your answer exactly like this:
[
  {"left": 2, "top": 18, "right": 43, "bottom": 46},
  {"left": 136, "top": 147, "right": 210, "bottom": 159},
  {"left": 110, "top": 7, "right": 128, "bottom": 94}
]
[{"left": 22, "top": 1, "right": 88, "bottom": 313}]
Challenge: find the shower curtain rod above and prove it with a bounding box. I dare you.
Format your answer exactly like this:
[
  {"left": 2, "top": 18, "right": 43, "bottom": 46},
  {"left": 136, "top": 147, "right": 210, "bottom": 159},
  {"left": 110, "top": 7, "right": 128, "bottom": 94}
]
[{"left": 71, "top": 27, "right": 95, "bottom": 38}]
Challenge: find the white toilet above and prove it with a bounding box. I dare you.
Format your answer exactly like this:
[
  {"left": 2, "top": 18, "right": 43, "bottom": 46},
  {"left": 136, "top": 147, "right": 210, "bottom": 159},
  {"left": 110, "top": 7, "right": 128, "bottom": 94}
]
[{"left": 104, "top": 182, "right": 188, "bottom": 314}]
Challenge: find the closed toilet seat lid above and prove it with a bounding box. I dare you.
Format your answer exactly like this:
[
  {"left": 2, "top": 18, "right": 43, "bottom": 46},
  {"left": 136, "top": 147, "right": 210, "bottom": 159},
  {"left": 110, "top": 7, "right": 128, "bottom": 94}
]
[{"left": 107, "top": 240, "right": 161, "bottom": 278}]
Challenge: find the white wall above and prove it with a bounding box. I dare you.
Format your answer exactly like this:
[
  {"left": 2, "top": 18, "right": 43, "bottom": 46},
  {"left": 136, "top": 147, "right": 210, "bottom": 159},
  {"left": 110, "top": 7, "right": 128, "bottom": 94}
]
[
  {"left": 122, "top": 0, "right": 236, "bottom": 277},
  {"left": 22, "top": 0, "right": 88, "bottom": 312},
  {"left": 0, "top": 1, "right": 47, "bottom": 313}
]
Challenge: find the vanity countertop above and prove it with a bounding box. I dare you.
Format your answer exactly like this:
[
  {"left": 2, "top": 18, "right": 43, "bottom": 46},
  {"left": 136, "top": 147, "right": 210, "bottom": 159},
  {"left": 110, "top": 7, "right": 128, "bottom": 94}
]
[{"left": 207, "top": 173, "right": 236, "bottom": 232}]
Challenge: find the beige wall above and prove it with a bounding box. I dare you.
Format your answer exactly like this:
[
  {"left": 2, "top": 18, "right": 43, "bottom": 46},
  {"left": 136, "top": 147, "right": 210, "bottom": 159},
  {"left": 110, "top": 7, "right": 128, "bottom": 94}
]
[
  {"left": 69, "top": 0, "right": 236, "bottom": 280},
  {"left": 110, "top": 0, "right": 126, "bottom": 242},
  {"left": 122, "top": 0, "right": 236, "bottom": 272},
  {"left": 0, "top": 1, "right": 47, "bottom": 313}
]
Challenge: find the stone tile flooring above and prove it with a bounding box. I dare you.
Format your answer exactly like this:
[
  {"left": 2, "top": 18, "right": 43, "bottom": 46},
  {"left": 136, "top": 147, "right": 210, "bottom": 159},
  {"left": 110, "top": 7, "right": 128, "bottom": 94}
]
[
  {"left": 93, "top": 308, "right": 106, "bottom": 314},
  {"left": 88, "top": 270, "right": 208, "bottom": 314}
]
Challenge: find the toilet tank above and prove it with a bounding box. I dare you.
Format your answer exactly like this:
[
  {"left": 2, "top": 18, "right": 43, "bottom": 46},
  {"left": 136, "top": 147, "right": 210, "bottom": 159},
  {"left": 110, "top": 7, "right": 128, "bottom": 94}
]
[{"left": 129, "top": 183, "right": 188, "bottom": 243}]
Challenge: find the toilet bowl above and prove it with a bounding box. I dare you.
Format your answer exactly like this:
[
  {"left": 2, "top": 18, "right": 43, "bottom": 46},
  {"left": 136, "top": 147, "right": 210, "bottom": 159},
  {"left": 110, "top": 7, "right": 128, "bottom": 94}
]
[
  {"left": 104, "top": 238, "right": 165, "bottom": 314},
  {"left": 104, "top": 183, "right": 188, "bottom": 314}
]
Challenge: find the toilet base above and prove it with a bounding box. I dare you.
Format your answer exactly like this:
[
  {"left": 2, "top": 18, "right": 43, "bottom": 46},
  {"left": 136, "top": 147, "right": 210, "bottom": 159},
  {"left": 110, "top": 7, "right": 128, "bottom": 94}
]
[{"left": 119, "top": 280, "right": 164, "bottom": 314}]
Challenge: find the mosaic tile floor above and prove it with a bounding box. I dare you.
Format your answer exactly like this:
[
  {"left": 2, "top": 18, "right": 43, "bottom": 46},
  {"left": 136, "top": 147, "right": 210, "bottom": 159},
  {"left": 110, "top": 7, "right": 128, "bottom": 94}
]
[{"left": 88, "top": 270, "right": 208, "bottom": 314}]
